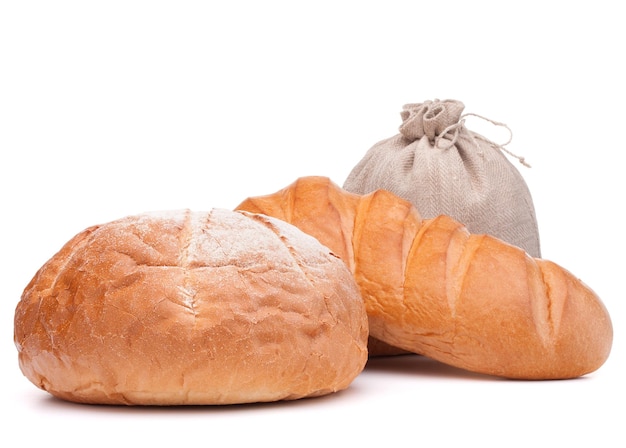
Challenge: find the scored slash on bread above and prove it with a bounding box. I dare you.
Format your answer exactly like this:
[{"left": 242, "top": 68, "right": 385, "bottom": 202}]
[{"left": 236, "top": 176, "right": 613, "bottom": 380}]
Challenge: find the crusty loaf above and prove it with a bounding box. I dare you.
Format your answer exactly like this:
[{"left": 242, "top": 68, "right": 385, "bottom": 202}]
[
  {"left": 14, "top": 208, "right": 368, "bottom": 405},
  {"left": 236, "top": 176, "right": 613, "bottom": 379}
]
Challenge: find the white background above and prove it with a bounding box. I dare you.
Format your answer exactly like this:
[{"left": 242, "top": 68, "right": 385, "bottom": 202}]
[{"left": 1, "top": 1, "right": 624, "bottom": 446}]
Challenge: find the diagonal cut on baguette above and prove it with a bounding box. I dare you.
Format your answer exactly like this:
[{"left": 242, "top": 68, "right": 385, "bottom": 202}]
[{"left": 236, "top": 176, "right": 613, "bottom": 380}]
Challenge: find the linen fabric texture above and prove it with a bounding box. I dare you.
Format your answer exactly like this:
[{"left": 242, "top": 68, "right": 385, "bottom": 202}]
[{"left": 343, "top": 99, "right": 541, "bottom": 258}]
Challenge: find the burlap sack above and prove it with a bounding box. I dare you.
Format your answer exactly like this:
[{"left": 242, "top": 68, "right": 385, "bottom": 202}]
[{"left": 344, "top": 99, "right": 541, "bottom": 257}]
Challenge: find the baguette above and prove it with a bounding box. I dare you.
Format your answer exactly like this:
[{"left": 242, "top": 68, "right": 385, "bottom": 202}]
[{"left": 236, "top": 176, "right": 613, "bottom": 379}]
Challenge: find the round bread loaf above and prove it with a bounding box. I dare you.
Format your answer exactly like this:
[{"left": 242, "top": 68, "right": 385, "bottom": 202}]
[{"left": 14, "top": 209, "right": 368, "bottom": 405}]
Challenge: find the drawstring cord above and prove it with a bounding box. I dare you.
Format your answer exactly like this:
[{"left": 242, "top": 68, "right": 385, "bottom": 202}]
[{"left": 435, "top": 112, "right": 531, "bottom": 168}]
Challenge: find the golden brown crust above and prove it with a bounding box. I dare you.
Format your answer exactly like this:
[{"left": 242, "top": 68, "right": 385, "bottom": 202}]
[
  {"left": 236, "top": 176, "right": 613, "bottom": 379},
  {"left": 14, "top": 209, "right": 368, "bottom": 405}
]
